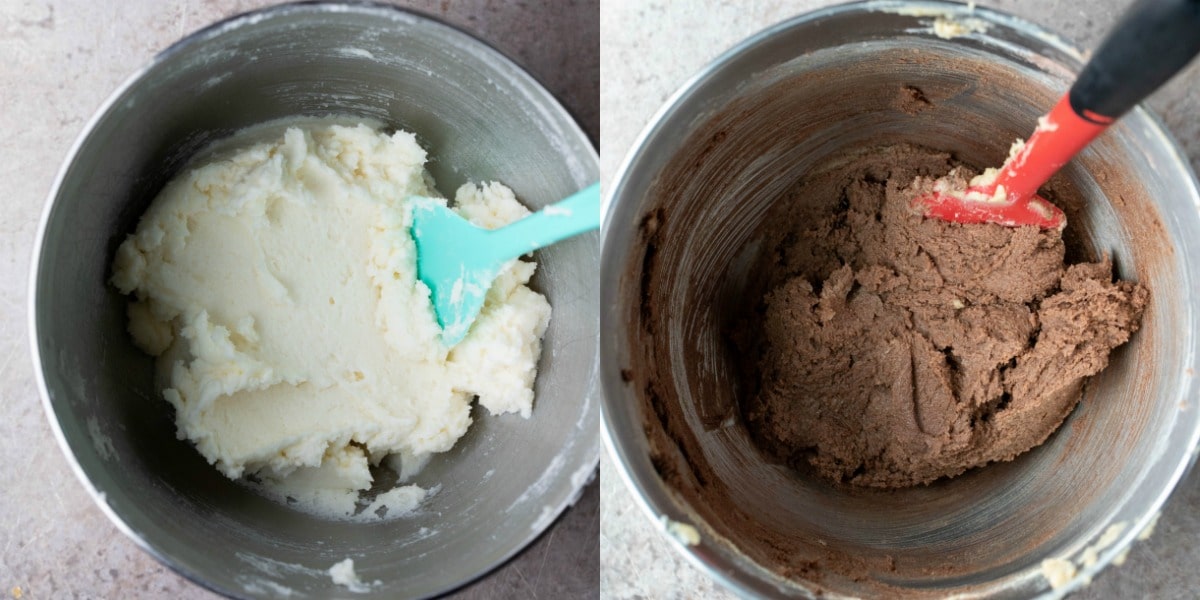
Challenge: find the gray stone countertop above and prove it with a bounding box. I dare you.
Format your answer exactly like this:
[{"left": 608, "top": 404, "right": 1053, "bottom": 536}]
[
  {"left": 599, "top": 0, "right": 1200, "bottom": 598},
  {"left": 0, "top": 1, "right": 597, "bottom": 598}
]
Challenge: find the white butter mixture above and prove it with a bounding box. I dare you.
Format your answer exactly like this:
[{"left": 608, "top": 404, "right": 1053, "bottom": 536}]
[
  {"left": 329, "top": 558, "right": 372, "bottom": 593},
  {"left": 111, "top": 123, "right": 551, "bottom": 519}
]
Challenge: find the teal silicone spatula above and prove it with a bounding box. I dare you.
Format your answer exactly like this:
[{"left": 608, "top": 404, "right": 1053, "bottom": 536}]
[{"left": 411, "top": 182, "right": 600, "bottom": 346}]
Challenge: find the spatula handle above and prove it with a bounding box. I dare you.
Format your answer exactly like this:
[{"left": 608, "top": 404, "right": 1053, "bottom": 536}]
[
  {"left": 488, "top": 182, "right": 601, "bottom": 262},
  {"left": 1070, "top": 0, "right": 1200, "bottom": 123},
  {"left": 996, "top": 0, "right": 1200, "bottom": 204}
]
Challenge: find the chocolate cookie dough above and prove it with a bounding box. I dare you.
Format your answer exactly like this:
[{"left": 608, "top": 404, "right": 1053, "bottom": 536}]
[{"left": 745, "top": 144, "right": 1148, "bottom": 488}]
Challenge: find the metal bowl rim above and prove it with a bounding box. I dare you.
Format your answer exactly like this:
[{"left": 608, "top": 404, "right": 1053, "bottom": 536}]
[
  {"left": 599, "top": 1, "right": 1200, "bottom": 597},
  {"left": 29, "top": 2, "right": 599, "bottom": 598}
]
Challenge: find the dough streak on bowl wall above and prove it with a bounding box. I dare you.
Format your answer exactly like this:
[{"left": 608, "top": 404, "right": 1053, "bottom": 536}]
[{"left": 110, "top": 120, "right": 551, "bottom": 520}]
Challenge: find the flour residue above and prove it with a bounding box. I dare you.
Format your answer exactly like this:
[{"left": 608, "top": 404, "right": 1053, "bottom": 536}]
[{"left": 87, "top": 416, "right": 117, "bottom": 461}]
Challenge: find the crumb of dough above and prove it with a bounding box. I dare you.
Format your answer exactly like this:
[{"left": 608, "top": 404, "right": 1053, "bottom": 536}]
[
  {"left": 1041, "top": 558, "right": 1077, "bottom": 589},
  {"left": 329, "top": 558, "right": 373, "bottom": 593}
]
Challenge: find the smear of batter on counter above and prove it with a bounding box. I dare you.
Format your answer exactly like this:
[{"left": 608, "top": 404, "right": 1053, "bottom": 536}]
[
  {"left": 111, "top": 122, "right": 551, "bottom": 518},
  {"left": 743, "top": 144, "right": 1147, "bottom": 488}
]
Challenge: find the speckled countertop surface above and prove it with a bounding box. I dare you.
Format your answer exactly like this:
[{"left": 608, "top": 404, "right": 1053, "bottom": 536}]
[
  {"left": 0, "top": 1, "right": 597, "bottom": 598},
  {"left": 599, "top": 0, "right": 1200, "bottom": 598}
]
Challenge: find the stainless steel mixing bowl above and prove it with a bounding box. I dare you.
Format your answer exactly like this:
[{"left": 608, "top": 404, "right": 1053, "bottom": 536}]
[
  {"left": 601, "top": 1, "right": 1200, "bottom": 597},
  {"left": 30, "top": 3, "right": 598, "bottom": 598}
]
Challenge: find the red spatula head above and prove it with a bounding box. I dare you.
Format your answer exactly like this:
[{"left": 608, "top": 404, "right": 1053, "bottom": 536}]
[
  {"left": 913, "top": 0, "right": 1200, "bottom": 230},
  {"left": 919, "top": 186, "right": 1066, "bottom": 230},
  {"left": 912, "top": 95, "right": 1109, "bottom": 231}
]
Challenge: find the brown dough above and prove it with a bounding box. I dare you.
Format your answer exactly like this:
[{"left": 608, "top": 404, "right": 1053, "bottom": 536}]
[{"left": 745, "top": 144, "right": 1148, "bottom": 488}]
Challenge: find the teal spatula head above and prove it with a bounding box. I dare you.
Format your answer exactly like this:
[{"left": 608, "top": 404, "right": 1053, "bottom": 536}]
[{"left": 411, "top": 182, "right": 600, "bottom": 346}]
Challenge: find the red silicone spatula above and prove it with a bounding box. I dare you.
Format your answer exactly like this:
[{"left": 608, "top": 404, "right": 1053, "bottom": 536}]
[{"left": 914, "top": 0, "right": 1200, "bottom": 230}]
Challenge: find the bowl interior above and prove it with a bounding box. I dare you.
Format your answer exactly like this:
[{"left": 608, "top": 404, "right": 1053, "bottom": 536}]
[
  {"left": 602, "top": 4, "right": 1200, "bottom": 598},
  {"left": 33, "top": 5, "right": 598, "bottom": 598}
]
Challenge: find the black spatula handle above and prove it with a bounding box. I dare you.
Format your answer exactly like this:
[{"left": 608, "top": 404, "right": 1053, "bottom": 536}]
[{"left": 1069, "top": 0, "right": 1200, "bottom": 123}]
